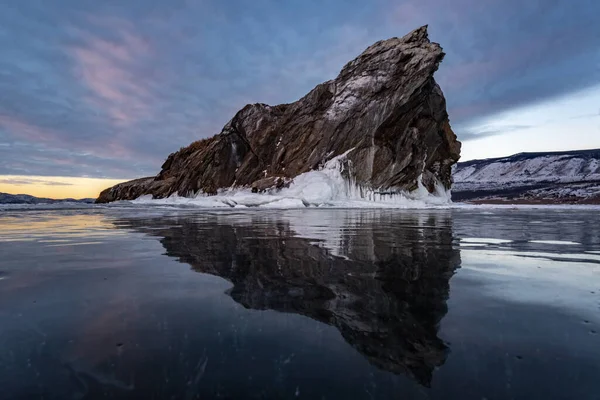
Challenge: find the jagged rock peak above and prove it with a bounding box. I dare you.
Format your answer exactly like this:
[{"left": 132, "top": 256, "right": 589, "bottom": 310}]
[
  {"left": 359, "top": 25, "right": 432, "bottom": 55},
  {"left": 345, "top": 26, "right": 440, "bottom": 69},
  {"left": 97, "top": 25, "right": 460, "bottom": 204}
]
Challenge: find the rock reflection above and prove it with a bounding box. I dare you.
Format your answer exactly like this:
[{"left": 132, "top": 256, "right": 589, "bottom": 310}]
[{"left": 117, "top": 210, "right": 461, "bottom": 386}]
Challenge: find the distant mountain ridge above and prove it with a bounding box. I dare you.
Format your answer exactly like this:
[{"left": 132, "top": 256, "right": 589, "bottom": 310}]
[
  {"left": 452, "top": 149, "right": 600, "bottom": 203},
  {"left": 0, "top": 192, "right": 94, "bottom": 205}
]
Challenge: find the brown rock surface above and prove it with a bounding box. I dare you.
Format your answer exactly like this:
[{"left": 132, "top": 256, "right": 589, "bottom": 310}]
[{"left": 97, "top": 26, "right": 460, "bottom": 204}]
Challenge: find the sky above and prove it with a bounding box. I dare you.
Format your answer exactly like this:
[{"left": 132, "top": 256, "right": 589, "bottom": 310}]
[{"left": 0, "top": 0, "right": 599, "bottom": 198}]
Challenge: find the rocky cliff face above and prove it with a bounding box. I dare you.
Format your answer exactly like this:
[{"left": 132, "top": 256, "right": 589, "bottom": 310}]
[{"left": 97, "top": 26, "right": 460, "bottom": 203}]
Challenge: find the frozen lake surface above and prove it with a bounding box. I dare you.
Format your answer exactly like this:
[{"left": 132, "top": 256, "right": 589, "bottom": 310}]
[{"left": 1, "top": 207, "right": 599, "bottom": 399}]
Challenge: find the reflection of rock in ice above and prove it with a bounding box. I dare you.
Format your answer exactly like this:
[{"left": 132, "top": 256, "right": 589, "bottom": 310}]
[{"left": 117, "top": 210, "right": 461, "bottom": 386}]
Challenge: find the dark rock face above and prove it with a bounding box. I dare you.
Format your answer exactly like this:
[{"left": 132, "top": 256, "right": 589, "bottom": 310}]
[
  {"left": 97, "top": 26, "right": 460, "bottom": 203},
  {"left": 114, "top": 210, "right": 461, "bottom": 386}
]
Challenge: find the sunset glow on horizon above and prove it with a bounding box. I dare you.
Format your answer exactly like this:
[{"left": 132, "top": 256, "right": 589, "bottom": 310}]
[{"left": 0, "top": 175, "right": 127, "bottom": 199}]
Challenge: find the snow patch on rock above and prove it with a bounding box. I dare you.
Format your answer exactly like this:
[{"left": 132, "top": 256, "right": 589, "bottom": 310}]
[{"left": 326, "top": 75, "right": 380, "bottom": 120}]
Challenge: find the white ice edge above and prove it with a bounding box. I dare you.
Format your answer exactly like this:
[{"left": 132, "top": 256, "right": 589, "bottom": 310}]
[
  {"left": 2, "top": 201, "right": 600, "bottom": 211},
  {"left": 529, "top": 240, "right": 580, "bottom": 245},
  {"left": 132, "top": 149, "right": 453, "bottom": 209}
]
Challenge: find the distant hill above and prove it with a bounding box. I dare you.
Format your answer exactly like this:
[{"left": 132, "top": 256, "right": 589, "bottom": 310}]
[
  {"left": 0, "top": 192, "right": 95, "bottom": 205},
  {"left": 452, "top": 149, "right": 600, "bottom": 204}
]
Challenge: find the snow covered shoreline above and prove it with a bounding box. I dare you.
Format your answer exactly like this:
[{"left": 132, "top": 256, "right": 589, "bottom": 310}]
[{"left": 453, "top": 149, "right": 600, "bottom": 203}]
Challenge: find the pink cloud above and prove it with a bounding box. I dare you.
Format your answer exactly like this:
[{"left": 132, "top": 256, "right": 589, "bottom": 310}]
[
  {"left": 70, "top": 18, "right": 153, "bottom": 128},
  {"left": 0, "top": 114, "right": 59, "bottom": 143},
  {"left": 0, "top": 113, "right": 137, "bottom": 160}
]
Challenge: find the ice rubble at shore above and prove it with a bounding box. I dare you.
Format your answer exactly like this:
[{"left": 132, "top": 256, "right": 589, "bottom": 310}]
[{"left": 132, "top": 152, "right": 452, "bottom": 209}]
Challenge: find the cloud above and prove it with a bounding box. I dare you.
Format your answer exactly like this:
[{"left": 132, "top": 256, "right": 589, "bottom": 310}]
[
  {"left": 383, "top": 0, "right": 600, "bottom": 122},
  {"left": 458, "top": 124, "right": 532, "bottom": 142},
  {"left": 70, "top": 20, "right": 152, "bottom": 130},
  {"left": 0, "top": 114, "right": 65, "bottom": 144},
  {"left": 570, "top": 111, "right": 600, "bottom": 121},
  {"left": 0, "top": 177, "right": 73, "bottom": 186},
  {"left": 0, "top": 0, "right": 598, "bottom": 180}
]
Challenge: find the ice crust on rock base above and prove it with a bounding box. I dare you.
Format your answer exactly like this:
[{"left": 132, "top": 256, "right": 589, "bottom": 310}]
[{"left": 132, "top": 150, "right": 452, "bottom": 209}]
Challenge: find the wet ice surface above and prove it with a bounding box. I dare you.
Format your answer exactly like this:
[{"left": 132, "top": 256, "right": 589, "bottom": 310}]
[{"left": 0, "top": 208, "right": 599, "bottom": 399}]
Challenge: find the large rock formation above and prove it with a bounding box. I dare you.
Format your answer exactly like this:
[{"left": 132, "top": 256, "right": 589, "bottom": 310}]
[
  {"left": 114, "top": 210, "right": 461, "bottom": 386},
  {"left": 97, "top": 26, "right": 460, "bottom": 203}
]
